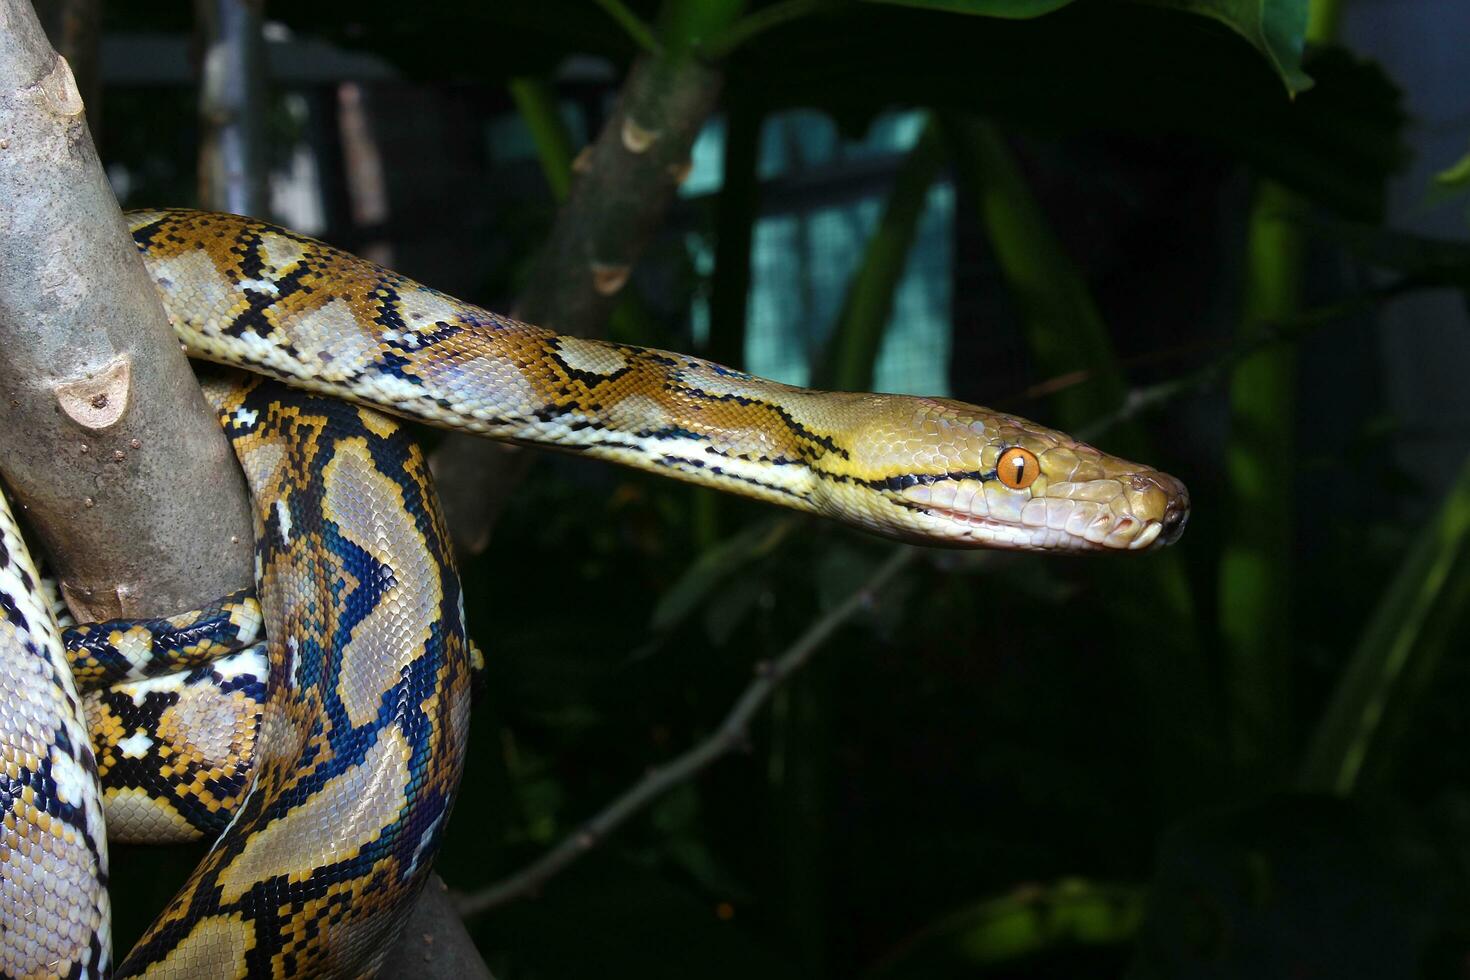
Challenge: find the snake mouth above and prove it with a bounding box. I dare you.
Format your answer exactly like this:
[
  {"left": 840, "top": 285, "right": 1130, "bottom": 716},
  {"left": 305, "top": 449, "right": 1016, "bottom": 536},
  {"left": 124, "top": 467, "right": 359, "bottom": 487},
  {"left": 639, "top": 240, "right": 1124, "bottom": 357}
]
[
  {"left": 876, "top": 473, "right": 1187, "bottom": 555},
  {"left": 891, "top": 472, "right": 1188, "bottom": 552},
  {"left": 922, "top": 503, "right": 1173, "bottom": 552}
]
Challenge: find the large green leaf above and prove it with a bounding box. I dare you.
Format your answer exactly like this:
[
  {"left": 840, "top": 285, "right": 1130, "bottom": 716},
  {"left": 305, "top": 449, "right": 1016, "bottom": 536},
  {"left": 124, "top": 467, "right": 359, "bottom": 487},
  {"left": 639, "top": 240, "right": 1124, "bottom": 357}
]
[
  {"left": 1145, "top": 0, "right": 1312, "bottom": 93},
  {"left": 867, "top": 0, "right": 1309, "bottom": 91},
  {"left": 728, "top": 6, "right": 1405, "bottom": 219},
  {"left": 863, "top": 0, "right": 1076, "bottom": 20}
]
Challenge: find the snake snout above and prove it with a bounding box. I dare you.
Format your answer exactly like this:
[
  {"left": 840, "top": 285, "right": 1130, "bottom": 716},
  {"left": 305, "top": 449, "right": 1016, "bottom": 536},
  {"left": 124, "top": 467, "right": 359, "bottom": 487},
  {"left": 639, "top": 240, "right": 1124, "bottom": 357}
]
[{"left": 1128, "top": 470, "right": 1189, "bottom": 548}]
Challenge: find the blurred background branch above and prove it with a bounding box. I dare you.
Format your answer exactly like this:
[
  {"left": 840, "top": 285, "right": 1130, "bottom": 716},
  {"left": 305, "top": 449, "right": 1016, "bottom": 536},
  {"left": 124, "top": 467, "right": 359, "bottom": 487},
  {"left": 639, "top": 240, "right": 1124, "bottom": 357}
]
[{"left": 457, "top": 546, "right": 917, "bottom": 918}]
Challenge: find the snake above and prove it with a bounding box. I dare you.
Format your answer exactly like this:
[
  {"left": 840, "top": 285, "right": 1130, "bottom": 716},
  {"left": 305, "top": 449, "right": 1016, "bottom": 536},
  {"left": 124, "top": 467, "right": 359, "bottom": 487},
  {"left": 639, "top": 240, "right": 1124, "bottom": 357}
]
[{"left": 0, "top": 208, "right": 1189, "bottom": 979}]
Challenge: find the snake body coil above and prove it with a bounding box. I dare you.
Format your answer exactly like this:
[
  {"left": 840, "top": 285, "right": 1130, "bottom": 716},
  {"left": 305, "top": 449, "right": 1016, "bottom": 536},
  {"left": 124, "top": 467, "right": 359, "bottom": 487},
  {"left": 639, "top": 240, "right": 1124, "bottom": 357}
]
[{"left": 0, "top": 210, "right": 1189, "bottom": 978}]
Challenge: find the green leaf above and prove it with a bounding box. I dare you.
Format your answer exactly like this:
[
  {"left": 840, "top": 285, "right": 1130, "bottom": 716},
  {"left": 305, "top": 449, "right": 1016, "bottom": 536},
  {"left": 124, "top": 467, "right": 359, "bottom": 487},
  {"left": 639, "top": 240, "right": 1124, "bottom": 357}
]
[
  {"left": 1144, "top": 0, "right": 1313, "bottom": 94},
  {"left": 1433, "top": 144, "right": 1470, "bottom": 189},
  {"left": 862, "top": 0, "right": 1077, "bottom": 20},
  {"left": 507, "top": 77, "right": 578, "bottom": 204},
  {"left": 729, "top": 6, "right": 1405, "bottom": 218},
  {"left": 1298, "top": 452, "right": 1470, "bottom": 795},
  {"left": 865, "top": 879, "right": 1145, "bottom": 978}
]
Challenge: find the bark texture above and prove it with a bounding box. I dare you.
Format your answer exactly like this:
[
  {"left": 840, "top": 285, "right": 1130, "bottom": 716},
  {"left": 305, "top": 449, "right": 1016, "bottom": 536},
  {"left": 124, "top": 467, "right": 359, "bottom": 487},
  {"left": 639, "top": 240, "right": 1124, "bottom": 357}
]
[
  {"left": 382, "top": 875, "right": 497, "bottom": 979},
  {"left": 0, "top": 0, "right": 254, "bottom": 620},
  {"left": 30, "top": 0, "right": 98, "bottom": 136}
]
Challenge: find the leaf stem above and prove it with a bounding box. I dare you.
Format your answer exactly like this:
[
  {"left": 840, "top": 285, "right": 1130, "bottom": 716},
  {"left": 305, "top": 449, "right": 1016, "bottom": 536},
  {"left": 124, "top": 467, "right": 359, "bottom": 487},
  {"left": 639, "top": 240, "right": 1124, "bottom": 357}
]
[
  {"left": 701, "top": 0, "right": 838, "bottom": 60},
  {"left": 594, "top": 0, "right": 662, "bottom": 54}
]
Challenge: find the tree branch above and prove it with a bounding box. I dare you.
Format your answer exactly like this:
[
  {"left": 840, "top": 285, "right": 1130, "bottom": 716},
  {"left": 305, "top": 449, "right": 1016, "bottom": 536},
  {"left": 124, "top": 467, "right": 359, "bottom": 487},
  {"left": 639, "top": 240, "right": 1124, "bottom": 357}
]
[
  {"left": 455, "top": 546, "right": 917, "bottom": 919},
  {"left": 30, "top": 0, "right": 99, "bottom": 137},
  {"left": 1074, "top": 280, "right": 1415, "bottom": 444},
  {"left": 0, "top": 0, "right": 254, "bottom": 620},
  {"left": 195, "top": 0, "right": 269, "bottom": 215},
  {"left": 383, "top": 876, "right": 496, "bottom": 979}
]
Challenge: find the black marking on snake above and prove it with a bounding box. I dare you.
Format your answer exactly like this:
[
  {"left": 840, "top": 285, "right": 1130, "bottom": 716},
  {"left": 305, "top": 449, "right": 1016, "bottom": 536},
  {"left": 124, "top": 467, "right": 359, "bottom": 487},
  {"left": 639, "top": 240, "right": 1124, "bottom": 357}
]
[
  {"left": 234, "top": 229, "right": 268, "bottom": 283},
  {"left": 370, "top": 349, "right": 426, "bottom": 385},
  {"left": 532, "top": 400, "right": 576, "bottom": 423},
  {"left": 667, "top": 385, "right": 850, "bottom": 460},
  {"left": 812, "top": 466, "right": 995, "bottom": 492},
  {"left": 638, "top": 424, "right": 708, "bottom": 443},
  {"left": 548, "top": 341, "right": 637, "bottom": 388},
  {"left": 374, "top": 281, "right": 466, "bottom": 354},
  {"left": 705, "top": 446, "right": 799, "bottom": 467},
  {"left": 550, "top": 437, "right": 647, "bottom": 455},
  {"left": 636, "top": 349, "right": 680, "bottom": 368},
  {"left": 129, "top": 216, "right": 170, "bottom": 251},
  {"left": 0, "top": 588, "right": 28, "bottom": 632},
  {"left": 221, "top": 263, "right": 313, "bottom": 345},
  {"left": 655, "top": 455, "right": 804, "bottom": 499},
  {"left": 397, "top": 320, "right": 465, "bottom": 353},
  {"left": 370, "top": 275, "right": 409, "bottom": 333}
]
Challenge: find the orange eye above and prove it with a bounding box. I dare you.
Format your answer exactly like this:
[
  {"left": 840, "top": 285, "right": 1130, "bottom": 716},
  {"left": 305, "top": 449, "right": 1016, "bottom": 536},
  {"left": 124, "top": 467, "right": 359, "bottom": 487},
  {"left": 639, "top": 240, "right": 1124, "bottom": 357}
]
[{"left": 996, "top": 447, "right": 1040, "bottom": 490}]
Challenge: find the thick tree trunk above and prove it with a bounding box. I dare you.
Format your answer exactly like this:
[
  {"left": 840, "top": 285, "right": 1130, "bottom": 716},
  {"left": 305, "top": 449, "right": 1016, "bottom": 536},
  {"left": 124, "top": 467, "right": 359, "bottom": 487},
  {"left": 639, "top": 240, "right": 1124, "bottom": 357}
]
[{"left": 0, "top": 0, "right": 254, "bottom": 620}]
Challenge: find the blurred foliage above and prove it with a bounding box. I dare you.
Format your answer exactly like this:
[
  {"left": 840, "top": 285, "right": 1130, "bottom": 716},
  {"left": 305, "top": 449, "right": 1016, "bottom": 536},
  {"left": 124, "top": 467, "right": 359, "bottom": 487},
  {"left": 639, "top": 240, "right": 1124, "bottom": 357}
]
[
  {"left": 84, "top": 0, "right": 1470, "bottom": 977},
  {"left": 1300, "top": 453, "right": 1470, "bottom": 796}
]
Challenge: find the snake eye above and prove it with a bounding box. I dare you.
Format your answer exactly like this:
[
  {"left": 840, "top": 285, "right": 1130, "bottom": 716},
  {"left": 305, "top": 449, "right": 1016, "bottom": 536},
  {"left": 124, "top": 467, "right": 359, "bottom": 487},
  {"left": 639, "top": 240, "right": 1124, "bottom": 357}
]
[{"left": 996, "top": 447, "right": 1039, "bottom": 490}]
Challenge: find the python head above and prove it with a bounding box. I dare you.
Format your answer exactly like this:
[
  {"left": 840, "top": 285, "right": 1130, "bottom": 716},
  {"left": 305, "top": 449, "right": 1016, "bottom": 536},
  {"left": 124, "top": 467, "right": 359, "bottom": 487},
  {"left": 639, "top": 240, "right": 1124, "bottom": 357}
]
[{"left": 821, "top": 395, "right": 1190, "bottom": 553}]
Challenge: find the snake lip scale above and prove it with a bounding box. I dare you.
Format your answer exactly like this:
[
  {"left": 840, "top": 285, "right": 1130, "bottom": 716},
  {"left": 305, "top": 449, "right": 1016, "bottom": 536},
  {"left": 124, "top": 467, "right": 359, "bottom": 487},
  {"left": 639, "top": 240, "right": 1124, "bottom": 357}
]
[{"left": 0, "top": 209, "right": 1190, "bottom": 980}]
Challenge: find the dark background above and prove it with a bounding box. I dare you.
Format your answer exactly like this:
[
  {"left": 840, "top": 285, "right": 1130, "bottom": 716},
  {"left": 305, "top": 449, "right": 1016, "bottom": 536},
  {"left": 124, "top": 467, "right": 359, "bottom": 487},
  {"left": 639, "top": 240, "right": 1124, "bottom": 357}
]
[{"left": 61, "top": 1, "right": 1470, "bottom": 977}]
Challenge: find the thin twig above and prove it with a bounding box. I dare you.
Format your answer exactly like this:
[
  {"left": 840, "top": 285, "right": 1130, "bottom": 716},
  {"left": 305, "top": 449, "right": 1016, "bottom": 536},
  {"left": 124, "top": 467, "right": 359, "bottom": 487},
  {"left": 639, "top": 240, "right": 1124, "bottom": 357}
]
[
  {"left": 593, "top": 0, "right": 661, "bottom": 55},
  {"left": 1076, "top": 280, "right": 1416, "bottom": 443},
  {"left": 455, "top": 545, "right": 917, "bottom": 919}
]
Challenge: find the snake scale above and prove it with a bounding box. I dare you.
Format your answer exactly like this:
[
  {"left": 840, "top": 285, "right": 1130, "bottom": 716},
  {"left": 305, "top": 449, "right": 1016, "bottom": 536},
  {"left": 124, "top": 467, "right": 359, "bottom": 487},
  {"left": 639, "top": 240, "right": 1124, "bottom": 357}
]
[{"left": 0, "top": 209, "right": 1189, "bottom": 978}]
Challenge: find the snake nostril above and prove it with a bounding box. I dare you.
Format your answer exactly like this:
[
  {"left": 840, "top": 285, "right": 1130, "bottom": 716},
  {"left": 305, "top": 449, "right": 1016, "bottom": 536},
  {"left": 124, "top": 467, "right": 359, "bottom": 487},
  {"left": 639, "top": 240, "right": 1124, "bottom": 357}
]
[{"left": 1160, "top": 498, "right": 1189, "bottom": 544}]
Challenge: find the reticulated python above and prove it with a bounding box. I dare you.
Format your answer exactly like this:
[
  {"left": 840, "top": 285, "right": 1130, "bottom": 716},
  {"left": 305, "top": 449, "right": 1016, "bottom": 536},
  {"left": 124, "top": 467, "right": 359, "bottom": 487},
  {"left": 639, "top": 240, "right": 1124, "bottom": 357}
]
[{"left": 0, "top": 209, "right": 1189, "bottom": 978}]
